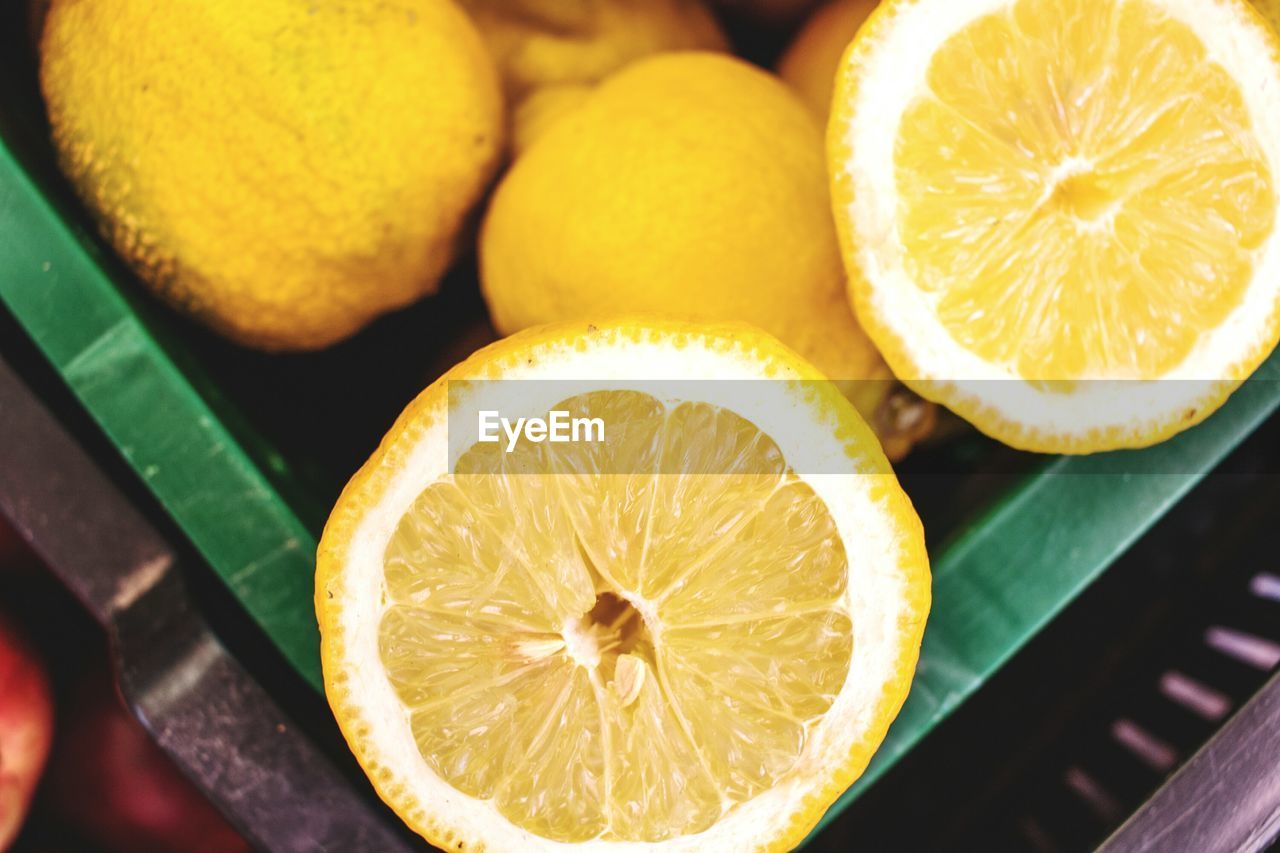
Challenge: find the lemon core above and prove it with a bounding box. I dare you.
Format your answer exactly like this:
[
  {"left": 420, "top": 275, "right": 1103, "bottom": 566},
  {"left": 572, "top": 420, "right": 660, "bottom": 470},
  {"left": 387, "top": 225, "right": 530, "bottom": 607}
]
[
  {"left": 561, "top": 591, "right": 653, "bottom": 674},
  {"left": 1048, "top": 163, "right": 1119, "bottom": 224}
]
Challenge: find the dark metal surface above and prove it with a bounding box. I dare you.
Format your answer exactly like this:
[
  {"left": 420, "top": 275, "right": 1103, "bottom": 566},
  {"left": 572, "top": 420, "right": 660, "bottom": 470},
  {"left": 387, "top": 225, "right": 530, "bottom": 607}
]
[
  {"left": 1100, "top": 671, "right": 1280, "bottom": 853},
  {"left": 0, "top": 354, "right": 416, "bottom": 853}
]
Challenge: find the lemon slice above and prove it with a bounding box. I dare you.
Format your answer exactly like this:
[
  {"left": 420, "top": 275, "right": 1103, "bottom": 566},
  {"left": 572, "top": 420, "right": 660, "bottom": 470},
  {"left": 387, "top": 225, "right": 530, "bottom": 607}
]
[
  {"left": 316, "top": 320, "right": 929, "bottom": 850},
  {"left": 831, "top": 0, "right": 1280, "bottom": 452}
]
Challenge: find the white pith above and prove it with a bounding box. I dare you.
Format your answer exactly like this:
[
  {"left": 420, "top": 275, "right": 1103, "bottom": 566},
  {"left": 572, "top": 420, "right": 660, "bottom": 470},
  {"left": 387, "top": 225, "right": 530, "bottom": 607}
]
[
  {"left": 327, "top": 331, "right": 921, "bottom": 850},
  {"left": 835, "top": 0, "right": 1280, "bottom": 437},
  {"left": 562, "top": 607, "right": 617, "bottom": 669}
]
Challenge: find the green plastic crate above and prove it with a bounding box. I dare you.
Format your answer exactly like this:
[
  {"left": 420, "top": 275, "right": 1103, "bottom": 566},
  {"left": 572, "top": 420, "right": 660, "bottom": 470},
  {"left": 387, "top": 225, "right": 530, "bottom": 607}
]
[{"left": 2, "top": 10, "right": 1278, "bottom": 840}]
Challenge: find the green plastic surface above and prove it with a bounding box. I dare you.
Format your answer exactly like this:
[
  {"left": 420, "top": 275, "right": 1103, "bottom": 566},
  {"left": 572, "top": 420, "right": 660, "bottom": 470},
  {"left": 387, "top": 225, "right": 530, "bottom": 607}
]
[
  {"left": 0, "top": 123, "right": 324, "bottom": 687},
  {"left": 2, "top": 43, "right": 1279, "bottom": 841},
  {"left": 808, "top": 353, "right": 1280, "bottom": 837}
]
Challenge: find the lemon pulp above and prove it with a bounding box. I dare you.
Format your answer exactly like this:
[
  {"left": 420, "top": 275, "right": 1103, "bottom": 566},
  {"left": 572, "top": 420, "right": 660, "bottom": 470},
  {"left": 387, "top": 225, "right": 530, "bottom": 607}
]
[
  {"left": 896, "top": 0, "right": 1275, "bottom": 380},
  {"left": 377, "top": 390, "right": 852, "bottom": 842}
]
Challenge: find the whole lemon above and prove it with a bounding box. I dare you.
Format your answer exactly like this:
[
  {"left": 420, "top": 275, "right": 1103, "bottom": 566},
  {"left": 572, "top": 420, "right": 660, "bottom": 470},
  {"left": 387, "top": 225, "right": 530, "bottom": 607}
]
[
  {"left": 1253, "top": 0, "right": 1280, "bottom": 31},
  {"left": 41, "top": 0, "right": 504, "bottom": 350},
  {"left": 460, "top": 0, "right": 727, "bottom": 101},
  {"left": 778, "top": 0, "right": 878, "bottom": 118},
  {"left": 480, "top": 52, "right": 910, "bottom": 447},
  {"left": 460, "top": 0, "right": 727, "bottom": 146}
]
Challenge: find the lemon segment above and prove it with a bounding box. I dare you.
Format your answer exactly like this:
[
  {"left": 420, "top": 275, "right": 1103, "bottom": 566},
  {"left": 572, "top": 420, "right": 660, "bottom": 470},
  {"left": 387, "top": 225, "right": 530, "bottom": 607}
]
[{"left": 460, "top": 0, "right": 728, "bottom": 102}]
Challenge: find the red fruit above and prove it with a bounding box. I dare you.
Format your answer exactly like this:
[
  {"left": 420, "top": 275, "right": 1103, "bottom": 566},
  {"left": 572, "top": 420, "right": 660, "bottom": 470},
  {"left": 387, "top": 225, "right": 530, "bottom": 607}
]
[
  {"left": 0, "top": 518, "right": 22, "bottom": 567},
  {"left": 0, "top": 612, "right": 55, "bottom": 850},
  {"left": 0, "top": 518, "right": 42, "bottom": 583},
  {"left": 44, "top": 672, "right": 250, "bottom": 853}
]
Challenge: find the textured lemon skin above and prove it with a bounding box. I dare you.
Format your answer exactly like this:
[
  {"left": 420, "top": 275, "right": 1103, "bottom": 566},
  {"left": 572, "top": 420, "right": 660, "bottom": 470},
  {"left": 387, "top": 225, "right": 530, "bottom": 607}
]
[
  {"left": 41, "top": 0, "right": 504, "bottom": 351},
  {"left": 481, "top": 53, "right": 894, "bottom": 422},
  {"left": 461, "top": 0, "right": 727, "bottom": 149},
  {"left": 1255, "top": 0, "right": 1280, "bottom": 30},
  {"left": 510, "top": 84, "right": 595, "bottom": 156},
  {"left": 316, "top": 317, "right": 930, "bottom": 852},
  {"left": 778, "top": 0, "right": 878, "bottom": 117},
  {"left": 461, "top": 0, "right": 727, "bottom": 103}
]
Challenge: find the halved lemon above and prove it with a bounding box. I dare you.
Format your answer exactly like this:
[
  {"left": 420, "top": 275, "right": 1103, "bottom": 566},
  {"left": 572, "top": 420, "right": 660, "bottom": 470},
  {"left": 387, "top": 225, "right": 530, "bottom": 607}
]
[
  {"left": 316, "top": 320, "right": 929, "bottom": 850},
  {"left": 831, "top": 0, "right": 1280, "bottom": 452}
]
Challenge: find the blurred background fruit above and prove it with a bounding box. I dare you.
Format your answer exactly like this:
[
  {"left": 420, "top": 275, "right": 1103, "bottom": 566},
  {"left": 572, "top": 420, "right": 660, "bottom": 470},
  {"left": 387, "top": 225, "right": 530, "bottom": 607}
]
[
  {"left": 41, "top": 670, "right": 251, "bottom": 853},
  {"left": 777, "top": 0, "right": 877, "bottom": 117},
  {"left": 0, "top": 611, "right": 53, "bottom": 851},
  {"left": 461, "top": 0, "right": 727, "bottom": 145},
  {"left": 1252, "top": 0, "right": 1280, "bottom": 31},
  {"left": 39, "top": 0, "right": 504, "bottom": 350},
  {"left": 0, "top": 519, "right": 248, "bottom": 852},
  {"left": 0, "top": 516, "right": 24, "bottom": 568}
]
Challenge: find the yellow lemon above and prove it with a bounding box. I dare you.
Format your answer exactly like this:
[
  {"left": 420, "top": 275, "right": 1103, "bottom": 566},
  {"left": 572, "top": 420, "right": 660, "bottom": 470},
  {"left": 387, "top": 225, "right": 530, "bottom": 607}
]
[
  {"left": 1253, "top": 0, "right": 1280, "bottom": 31},
  {"left": 778, "top": 0, "right": 879, "bottom": 118},
  {"left": 831, "top": 0, "right": 1280, "bottom": 452},
  {"left": 510, "top": 83, "right": 596, "bottom": 155},
  {"left": 480, "top": 52, "right": 929, "bottom": 455},
  {"left": 317, "top": 318, "right": 930, "bottom": 849},
  {"left": 776, "top": 1, "right": 938, "bottom": 453},
  {"left": 460, "top": 0, "right": 727, "bottom": 145},
  {"left": 41, "top": 0, "right": 504, "bottom": 350}
]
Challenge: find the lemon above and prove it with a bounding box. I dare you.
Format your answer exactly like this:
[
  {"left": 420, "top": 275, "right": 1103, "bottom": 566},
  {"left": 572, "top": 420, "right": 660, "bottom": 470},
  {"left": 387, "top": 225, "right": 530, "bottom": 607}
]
[
  {"left": 510, "top": 83, "right": 595, "bottom": 156},
  {"left": 317, "top": 318, "right": 929, "bottom": 849},
  {"left": 831, "top": 0, "right": 1280, "bottom": 452},
  {"left": 480, "top": 52, "right": 929, "bottom": 455},
  {"left": 459, "top": 0, "right": 727, "bottom": 144},
  {"left": 776, "top": 2, "right": 939, "bottom": 454},
  {"left": 778, "top": 0, "right": 879, "bottom": 118},
  {"left": 41, "top": 0, "right": 504, "bottom": 350},
  {"left": 1254, "top": 0, "right": 1280, "bottom": 30},
  {"left": 460, "top": 0, "right": 727, "bottom": 100}
]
